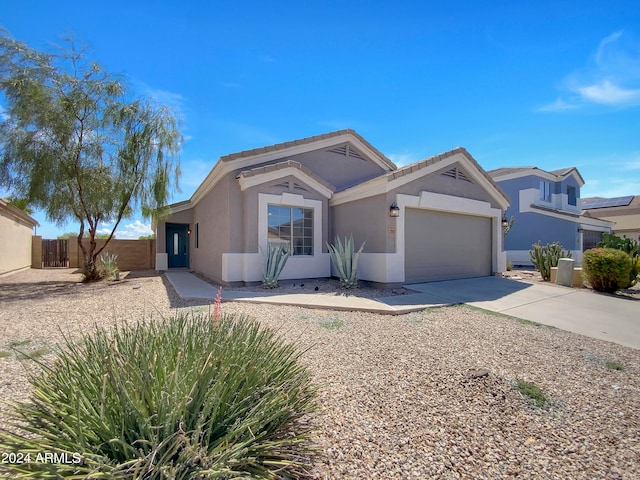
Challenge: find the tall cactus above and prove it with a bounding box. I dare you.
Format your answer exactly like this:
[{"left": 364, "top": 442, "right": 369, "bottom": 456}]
[
  {"left": 327, "top": 235, "right": 365, "bottom": 289},
  {"left": 262, "top": 243, "right": 291, "bottom": 289},
  {"left": 529, "top": 241, "right": 572, "bottom": 281}
]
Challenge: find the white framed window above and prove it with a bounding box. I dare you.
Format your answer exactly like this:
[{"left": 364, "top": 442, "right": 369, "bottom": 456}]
[
  {"left": 539, "top": 180, "right": 551, "bottom": 202},
  {"left": 258, "top": 193, "right": 322, "bottom": 261},
  {"left": 267, "top": 205, "right": 314, "bottom": 255}
]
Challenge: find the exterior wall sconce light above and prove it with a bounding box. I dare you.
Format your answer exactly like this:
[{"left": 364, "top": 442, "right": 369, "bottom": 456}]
[
  {"left": 187, "top": 229, "right": 192, "bottom": 235},
  {"left": 389, "top": 203, "right": 400, "bottom": 217},
  {"left": 501, "top": 214, "right": 509, "bottom": 228}
]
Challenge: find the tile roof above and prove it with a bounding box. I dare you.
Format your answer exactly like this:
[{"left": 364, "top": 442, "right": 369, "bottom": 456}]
[
  {"left": 220, "top": 129, "right": 396, "bottom": 170},
  {"left": 390, "top": 147, "right": 510, "bottom": 204},
  {"left": 488, "top": 166, "right": 584, "bottom": 184},
  {"left": 236, "top": 160, "right": 336, "bottom": 191}
]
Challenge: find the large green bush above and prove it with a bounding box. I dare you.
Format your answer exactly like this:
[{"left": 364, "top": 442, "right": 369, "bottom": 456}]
[
  {"left": 582, "top": 248, "right": 632, "bottom": 293},
  {"left": 597, "top": 233, "right": 639, "bottom": 287},
  {"left": 0, "top": 313, "right": 317, "bottom": 479}
]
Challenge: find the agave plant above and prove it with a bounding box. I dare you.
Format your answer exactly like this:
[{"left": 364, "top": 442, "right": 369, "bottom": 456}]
[
  {"left": 98, "top": 251, "right": 119, "bottom": 280},
  {"left": 327, "top": 235, "right": 365, "bottom": 289},
  {"left": 263, "top": 242, "right": 291, "bottom": 288}
]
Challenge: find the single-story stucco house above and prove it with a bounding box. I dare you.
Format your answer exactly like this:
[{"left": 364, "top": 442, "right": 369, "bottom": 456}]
[{"left": 157, "top": 129, "right": 510, "bottom": 286}]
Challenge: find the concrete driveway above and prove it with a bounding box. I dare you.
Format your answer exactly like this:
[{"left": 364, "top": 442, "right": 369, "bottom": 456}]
[{"left": 387, "top": 276, "right": 640, "bottom": 350}]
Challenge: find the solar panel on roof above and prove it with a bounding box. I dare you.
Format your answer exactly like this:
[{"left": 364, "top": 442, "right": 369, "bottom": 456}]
[{"left": 581, "top": 195, "right": 634, "bottom": 209}]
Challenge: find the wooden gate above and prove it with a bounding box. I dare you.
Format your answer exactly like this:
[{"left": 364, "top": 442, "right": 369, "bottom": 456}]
[{"left": 42, "top": 239, "right": 69, "bottom": 268}]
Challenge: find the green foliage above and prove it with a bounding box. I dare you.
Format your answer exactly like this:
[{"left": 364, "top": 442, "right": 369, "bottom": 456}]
[
  {"left": 605, "top": 360, "right": 625, "bottom": 371},
  {"left": 529, "top": 241, "right": 572, "bottom": 281},
  {"left": 503, "top": 215, "right": 515, "bottom": 236},
  {"left": 0, "top": 313, "right": 317, "bottom": 479},
  {"left": 320, "top": 318, "right": 345, "bottom": 329},
  {"left": 97, "top": 251, "right": 119, "bottom": 280},
  {"left": 138, "top": 233, "right": 156, "bottom": 240},
  {"left": 597, "top": 233, "right": 639, "bottom": 287},
  {"left": 516, "top": 379, "right": 547, "bottom": 408},
  {"left": 0, "top": 31, "right": 182, "bottom": 281},
  {"left": 327, "top": 235, "right": 365, "bottom": 289},
  {"left": 6, "top": 196, "right": 33, "bottom": 214},
  {"left": 262, "top": 242, "right": 291, "bottom": 288},
  {"left": 582, "top": 248, "right": 632, "bottom": 293},
  {"left": 506, "top": 260, "right": 513, "bottom": 271}
]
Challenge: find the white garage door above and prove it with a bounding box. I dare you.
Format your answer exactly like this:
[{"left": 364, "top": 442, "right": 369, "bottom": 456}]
[{"left": 404, "top": 208, "right": 492, "bottom": 283}]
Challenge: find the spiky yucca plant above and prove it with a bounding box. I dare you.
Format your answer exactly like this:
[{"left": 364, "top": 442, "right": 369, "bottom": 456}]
[
  {"left": 263, "top": 242, "right": 291, "bottom": 288},
  {"left": 327, "top": 235, "right": 365, "bottom": 289},
  {"left": 0, "top": 313, "right": 317, "bottom": 479}
]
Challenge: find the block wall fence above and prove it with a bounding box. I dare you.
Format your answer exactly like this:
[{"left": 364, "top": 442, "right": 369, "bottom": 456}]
[{"left": 32, "top": 237, "right": 156, "bottom": 270}]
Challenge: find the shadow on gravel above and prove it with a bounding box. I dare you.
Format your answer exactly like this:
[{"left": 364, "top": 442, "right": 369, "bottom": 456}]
[{"left": 0, "top": 278, "right": 83, "bottom": 303}]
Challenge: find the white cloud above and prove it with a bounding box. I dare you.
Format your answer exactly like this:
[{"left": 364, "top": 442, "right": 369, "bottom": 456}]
[
  {"left": 537, "top": 98, "right": 580, "bottom": 112},
  {"left": 541, "top": 31, "right": 640, "bottom": 111},
  {"left": 133, "top": 80, "right": 187, "bottom": 117},
  {"left": 387, "top": 152, "right": 419, "bottom": 166},
  {"left": 97, "top": 220, "right": 153, "bottom": 239},
  {"left": 577, "top": 79, "right": 640, "bottom": 106},
  {"left": 117, "top": 220, "right": 153, "bottom": 239}
]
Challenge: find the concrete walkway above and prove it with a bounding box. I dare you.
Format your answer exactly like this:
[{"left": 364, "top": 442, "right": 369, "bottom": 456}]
[{"left": 164, "top": 271, "right": 640, "bottom": 349}]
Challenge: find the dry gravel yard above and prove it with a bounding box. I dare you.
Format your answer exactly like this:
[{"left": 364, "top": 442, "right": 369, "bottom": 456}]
[{"left": 1, "top": 268, "right": 639, "bottom": 479}]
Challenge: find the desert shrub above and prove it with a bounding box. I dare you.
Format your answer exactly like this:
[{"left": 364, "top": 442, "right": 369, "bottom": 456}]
[
  {"left": 0, "top": 313, "right": 317, "bottom": 479},
  {"left": 262, "top": 242, "right": 291, "bottom": 288},
  {"left": 98, "top": 251, "right": 119, "bottom": 280},
  {"left": 529, "top": 241, "right": 572, "bottom": 281},
  {"left": 582, "top": 248, "right": 632, "bottom": 293},
  {"left": 327, "top": 235, "right": 365, "bottom": 289},
  {"left": 516, "top": 379, "right": 547, "bottom": 408},
  {"left": 597, "top": 233, "right": 639, "bottom": 287}
]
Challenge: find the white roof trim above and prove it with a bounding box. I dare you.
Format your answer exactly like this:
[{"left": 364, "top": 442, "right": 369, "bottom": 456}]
[
  {"left": 331, "top": 152, "right": 510, "bottom": 210},
  {"left": 492, "top": 168, "right": 584, "bottom": 186},
  {"left": 184, "top": 132, "right": 391, "bottom": 207},
  {"left": 237, "top": 166, "right": 333, "bottom": 199}
]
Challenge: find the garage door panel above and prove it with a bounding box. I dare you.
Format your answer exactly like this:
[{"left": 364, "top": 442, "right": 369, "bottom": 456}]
[{"left": 405, "top": 209, "right": 492, "bottom": 283}]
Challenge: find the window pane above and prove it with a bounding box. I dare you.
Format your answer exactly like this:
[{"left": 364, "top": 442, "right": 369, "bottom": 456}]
[
  {"left": 173, "top": 232, "right": 179, "bottom": 255},
  {"left": 267, "top": 205, "right": 313, "bottom": 255}
]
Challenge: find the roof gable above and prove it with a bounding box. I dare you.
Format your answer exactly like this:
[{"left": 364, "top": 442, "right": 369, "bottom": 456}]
[
  {"left": 331, "top": 147, "right": 510, "bottom": 209},
  {"left": 488, "top": 166, "right": 585, "bottom": 186},
  {"left": 188, "top": 129, "right": 395, "bottom": 206}
]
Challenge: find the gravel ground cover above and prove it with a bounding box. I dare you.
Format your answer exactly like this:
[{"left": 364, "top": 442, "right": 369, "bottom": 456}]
[{"left": 1, "top": 268, "right": 639, "bottom": 479}]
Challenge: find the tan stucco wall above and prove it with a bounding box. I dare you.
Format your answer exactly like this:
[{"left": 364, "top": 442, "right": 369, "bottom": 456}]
[
  {"left": 331, "top": 193, "right": 392, "bottom": 253},
  {"left": 190, "top": 175, "right": 232, "bottom": 282},
  {"left": 394, "top": 161, "right": 502, "bottom": 209},
  {"left": 285, "top": 146, "right": 387, "bottom": 190},
  {"left": 68, "top": 239, "right": 156, "bottom": 270},
  {"left": 0, "top": 209, "right": 34, "bottom": 275}
]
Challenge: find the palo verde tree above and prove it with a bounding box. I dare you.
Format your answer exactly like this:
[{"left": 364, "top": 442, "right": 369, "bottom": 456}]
[{"left": 0, "top": 30, "right": 181, "bottom": 280}]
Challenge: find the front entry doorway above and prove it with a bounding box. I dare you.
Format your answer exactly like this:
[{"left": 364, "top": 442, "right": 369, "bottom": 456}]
[{"left": 166, "top": 223, "right": 189, "bottom": 268}]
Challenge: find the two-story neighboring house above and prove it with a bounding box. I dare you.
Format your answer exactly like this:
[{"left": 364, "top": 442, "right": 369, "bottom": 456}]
[{"left": 488, "top": 166, "right": 613, "bottom": 266}]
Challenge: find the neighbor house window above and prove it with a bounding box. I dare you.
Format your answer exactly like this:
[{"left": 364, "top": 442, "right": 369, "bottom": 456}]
[
  {"left": 539, "top": 180, "right": 551, "bottom": 202},
  {"left": 267, "top": 205, "right": 313, "bottom": 255},
  {"left": 567, "top": 186, "right": 577, "bottom": 206}
]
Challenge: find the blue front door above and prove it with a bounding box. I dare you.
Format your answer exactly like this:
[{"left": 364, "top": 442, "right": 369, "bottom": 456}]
[{"left": 166, "top": 224, "right": 189, "bottom": 268}]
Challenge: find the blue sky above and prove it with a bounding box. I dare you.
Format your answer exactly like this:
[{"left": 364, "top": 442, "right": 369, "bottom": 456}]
[{"left": 2, "top": 1, "right": 640, "bottom": 238}]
